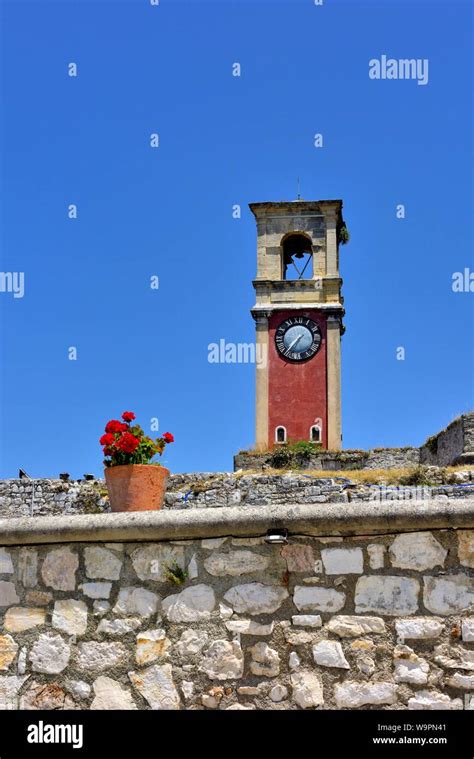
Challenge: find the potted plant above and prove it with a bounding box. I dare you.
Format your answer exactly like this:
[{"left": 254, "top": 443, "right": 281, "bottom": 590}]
[{"left": 100, "top": 411, "right": 174, "bottom": 512}]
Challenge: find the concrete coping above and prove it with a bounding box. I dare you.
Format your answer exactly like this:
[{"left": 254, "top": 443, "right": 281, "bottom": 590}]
[{"left": 0, "top": 499, "right": 474, "bottom": 546}]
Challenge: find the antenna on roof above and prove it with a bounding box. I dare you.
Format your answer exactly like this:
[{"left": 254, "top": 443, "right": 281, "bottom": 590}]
[{"left": 296, "top": 177, "right": 301, "bottom": 200}]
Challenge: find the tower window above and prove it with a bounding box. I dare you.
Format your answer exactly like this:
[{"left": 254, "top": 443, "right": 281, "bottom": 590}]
[
  {"left": 275, "top": 426, "right": 287, "bottom": 444},
  {"left": 282, "top": 234, "right": 313, "bottom": 280},
  {"left": 310, "top": 425, "right": 321, "bottom": 443}
]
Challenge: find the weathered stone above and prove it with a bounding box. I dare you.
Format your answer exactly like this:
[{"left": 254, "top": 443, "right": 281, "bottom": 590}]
[
  {"left": 291, "top": 615, "right": 322, "bottom": 628},
  {"left": 81, "top": 582, "right": 112, "bottom": 599},
  {"left": 52, "top": 599, "right": 88, "bottom": 636},
  {"left": 389, "top": 532, "right": 447, "bottom": 571},
  {"left": 30, "top": 634, "right": 70, "bottom": 674},
  {"left": 129, "top": 664, "right": 181, "bottom": 709},
  {"left": 326, "top": 615, "right": 386, "bottom": 637},
  {"left": 355, "top": 576, "right": 419, "bottom": 616},
  {"left": 293, "top": 586, "right": 345, "bottom": 613},
  {"left": 284, "top": 630, "right": 316, "bottom": 646},
  {"left": 25, "top": 590, "right": 52, "bottom": 606},
  {"left": 84, "top": 546, "right": 122, "bottom": 580},
  {"left": 219, "top": 603, "right": 233, "bottom": 620},
  {"left": 0, "top": 581, "right": 19, "bottom": 607},
  {"left": 312, "top": 640, "right": 350, "bottom": 669},
  {"left": 0, "top": 635, "right": 18, "bottom": 671},
  {"left": 199, "top": 640, "right": 244, "bottom": 680},
  {"left": 462, "top": 619, "right": 474, "bottom": 642},
  {"left": 321, "top": 547, "right": 363, "bottom": 575},
  {"left": 181, "top": 680, "right": 194, "bottom": 700},
  {"left": 17, "top": 647, "right": 27, "bottom": 675},
  {"left": 232, "top": 537, "right": 265, "bottom": 546},
  {"left": 357, "top": 655, "right": 376, "bottom": 676},
  {"left": 225, "top": 620, "right": 274, "bottom": 636},
  {"left": 187, "top": 554, "right": 198, "bottom": 579},
  {"left": 93, "top": 600, "right": 110, "bottom": 616},
  {"left": 290, "top": 671, "right": 324, "bottom": 708},
  {"left": 131, "top": 544, "right": 185, "bottom": 582},
  {"left": 289, "top": 651, "right": 301, "bottom": 670},
  {"left": 224, "top": 583, "right": 288, "bottom": 615},
  {"left": 238, "top": 686, "right": 260, "bottom": 696},
  {"left": 91, "top": 676, "right": 137, "bottom": 710},
  {"left": 423, "top": 575, "right": 474, "bottom": 615},
  {"left": 269, "top": 685, "right": 288, "bottom": 702},
  {"left": 65, "top": 680, "right": 91, "bottom": 700},
  {"left": 394, "top": 645, "right": 429, "bottom": 684},
  {"left": 395, "top": 617, "right": 444, "bottom": 641},
  {"left": 0, "top": 548, "right": 14, "bottom": 574},
  {"left": 136, "top": 629, "right": 170, "bottom": 665},
  {"left": 4, "top": 607, "right": 46, "bottom": 633},
  {"left": 203, "top": 551, "right": 269, "bottom": 577},
  {"left": 162, "top": 584, "right": 215, "bottom": 622},
  {"left": 76, "top": 642, "right": 127, "bottom": 671},
  {"left": 18, "top": 548, "right": 38, "bottom": 588},
  {"left": 225, "top": 703, "right": 255, "bottom": 710},
  {"left": 407, "top": 690, "right": 463, "bottom": 710},
  {"left": 97, "top": 618, "right": 142, "bottom": 636},
  {"left": 446, "top": 673, "right": 474, "bottom": 689},
  {"left": 20, "top": 681, "right": 76, "bottom": 710},
  {"left": 176, "top": 629, "right": 208, "bottom": 657},
  {"left": 334, "top": 681, "right": 398, "bottom": 708},
  {"left": 0, "top": 675, "right": 29, "bottom": 709},
  {"left": 249, "top": 642, "right": 280, "bottom": 677},
  {"left": 458, "top": 530, "right": 474, "bottom": 568},
  {"left": 433, "top": 645, "right": 474, "bottom": 670},
  {"left": 113, "top": 587, "right": 159, "bottom": 617},
  {"left": 41, "top": 547, "right": 78, "bottom": 591},
  {"left": 367, "top": 544, "right": 385, "bottom": 570},
  {"left": 201, "top": 538, "right": 227, "bottom": 550},
  {"left": 281, "top": 544, "right": 314, "bottom": 572}
]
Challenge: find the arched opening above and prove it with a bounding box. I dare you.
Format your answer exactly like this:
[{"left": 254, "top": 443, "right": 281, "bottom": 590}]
[
  {"left": 282, "top": 233, "right": 313, "bottom": 280},
  {"left": 275, "top": 426, "right": 287, "bottom": 444},
  {"left": 310, "top": 425, "right": 321, "bottom": 443}
]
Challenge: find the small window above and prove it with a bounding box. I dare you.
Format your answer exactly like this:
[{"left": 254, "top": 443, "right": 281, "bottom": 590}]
[
  {"left": 275, "top": 426, "right": 287, "bottom": 444},
  {"left": 310, "top": 425, "right": 321, "bottom": 443}
]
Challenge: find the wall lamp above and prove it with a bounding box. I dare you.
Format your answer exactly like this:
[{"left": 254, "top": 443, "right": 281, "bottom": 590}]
[{"left": 265, "top": 528, "right": 289, "bottom": 545}]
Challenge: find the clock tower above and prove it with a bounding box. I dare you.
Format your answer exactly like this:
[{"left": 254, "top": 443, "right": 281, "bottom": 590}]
[{"left": 250, "top": 199, "right": 346, "bottom": 451}]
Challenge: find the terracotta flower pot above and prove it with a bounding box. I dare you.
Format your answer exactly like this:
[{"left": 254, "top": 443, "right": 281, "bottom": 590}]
[{"left": 104, "top": 464, "right": 170, "bottom": 512}]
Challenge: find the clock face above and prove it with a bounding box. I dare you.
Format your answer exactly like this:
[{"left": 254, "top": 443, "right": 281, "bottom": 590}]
[{"left": 275, "top": 316, "right": 322, "bottom": 362}]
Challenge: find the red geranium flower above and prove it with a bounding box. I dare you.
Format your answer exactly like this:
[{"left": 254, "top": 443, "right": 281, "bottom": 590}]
[
  {"left": 105, "top": 419, "right": 127, "bottom": 434},
  {"left": 116, "top": 432, "right": 140, "bottom": 454},
  {"left": 122, "top": 411, "right": 136, "bottom": 422},
  {"left": 162, "top": 432, "right": 174, "bottom": 443},
  {"left": 103, "top": 446, "right": 114, "bottom": 456},
  {"left": 100, "top": 433, "right": 115, "bottom": 446}
]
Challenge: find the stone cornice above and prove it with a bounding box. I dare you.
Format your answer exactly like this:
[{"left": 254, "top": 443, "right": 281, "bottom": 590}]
[{"left": 1, "top": 499, "right": 473, "bottom": 546}]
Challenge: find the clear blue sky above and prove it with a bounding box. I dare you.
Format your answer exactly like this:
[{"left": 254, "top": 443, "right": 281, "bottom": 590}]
[{"left": 0, "top": 0, "right": 472, "bottom": 478}]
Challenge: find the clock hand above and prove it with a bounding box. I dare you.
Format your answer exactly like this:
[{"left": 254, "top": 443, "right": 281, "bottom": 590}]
[{"left": 288, "top": 333, "right": 304, "bottom": 350}]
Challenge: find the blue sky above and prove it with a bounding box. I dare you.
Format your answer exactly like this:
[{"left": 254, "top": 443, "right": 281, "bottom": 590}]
[{"left": 0, "top": 0, "right": 472, "bottom": 478}]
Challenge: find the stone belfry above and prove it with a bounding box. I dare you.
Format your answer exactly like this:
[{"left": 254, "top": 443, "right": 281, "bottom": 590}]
[{"left": 249, "top": 200, "right": 346, "bottom": 451}]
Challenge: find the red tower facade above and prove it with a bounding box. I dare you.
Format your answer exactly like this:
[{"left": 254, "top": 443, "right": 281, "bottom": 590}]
[{"left": 250, "top": 201, "right": 345, "bottom": 451}]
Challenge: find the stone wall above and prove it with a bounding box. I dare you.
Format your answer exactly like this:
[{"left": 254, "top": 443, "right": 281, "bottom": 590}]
[
  {"left": 420, "top": 414, "right": 474, "bottom": 467},
  {"left": 236, "top": 412, "right": 474, "bottom": 471},
  {"left": 0, "top": 503, "right": 473, "bottom": 711},
  {"left": 1, "top": 471, "right": 474, "bottom": 519},
  {"left": 234, "top": 448, "right": 421, "bottom": 472}
]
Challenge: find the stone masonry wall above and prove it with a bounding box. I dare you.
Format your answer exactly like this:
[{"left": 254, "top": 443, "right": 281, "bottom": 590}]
[
  {"left": 0, "top": 528, "right": 473, "bottom": 710},
  {"left": 1, "top": 472, "right": 474, "bottom": 519},
  {"left": 420, "top": 414, "right": 474, "bottom": 468}
]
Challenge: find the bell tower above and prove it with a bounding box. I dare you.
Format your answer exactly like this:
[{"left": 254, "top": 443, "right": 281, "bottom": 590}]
[{"left": 250, "top": 200, "right": 346, "bottom": 451}]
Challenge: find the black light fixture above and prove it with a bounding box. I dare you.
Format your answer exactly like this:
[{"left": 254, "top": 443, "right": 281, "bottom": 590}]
[{"left": 265, "top": 528, "right": 289, "bottom": 545}]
